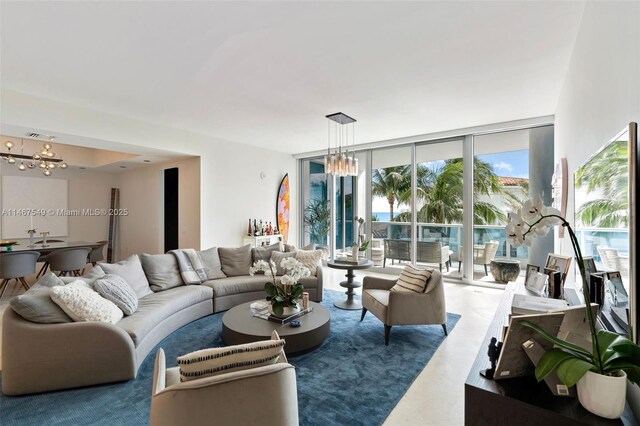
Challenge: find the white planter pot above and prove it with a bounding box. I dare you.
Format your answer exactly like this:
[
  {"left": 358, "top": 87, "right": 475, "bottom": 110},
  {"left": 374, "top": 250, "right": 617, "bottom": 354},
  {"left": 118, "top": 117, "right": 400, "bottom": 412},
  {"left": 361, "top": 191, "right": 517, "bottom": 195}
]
[
  {"left": 271, "top": 305, "right": 300, "bottom": 318},
  {"left": 577, "top": 370, "right": 627, "bottom": 419}
]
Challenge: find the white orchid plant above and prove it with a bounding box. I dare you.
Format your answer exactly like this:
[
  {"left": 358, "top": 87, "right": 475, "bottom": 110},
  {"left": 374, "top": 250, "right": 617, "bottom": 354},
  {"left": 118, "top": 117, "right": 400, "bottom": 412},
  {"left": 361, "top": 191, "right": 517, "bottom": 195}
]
[
  {"left": 507, "top": 194, "right": 640, "bottom": 388},
  {"left": 249, "top": 258, "right": 310, "bottom": 316}
]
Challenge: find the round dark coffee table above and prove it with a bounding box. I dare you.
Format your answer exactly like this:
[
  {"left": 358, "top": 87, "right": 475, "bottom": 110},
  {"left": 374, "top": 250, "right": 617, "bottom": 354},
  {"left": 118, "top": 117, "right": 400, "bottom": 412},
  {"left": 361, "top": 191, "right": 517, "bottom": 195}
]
[
  {"left": 222, "top": 301, "right": 330, "bottom": 355},
  {"left": 327, "top": 260, "right": 374, "bottom": 310}
]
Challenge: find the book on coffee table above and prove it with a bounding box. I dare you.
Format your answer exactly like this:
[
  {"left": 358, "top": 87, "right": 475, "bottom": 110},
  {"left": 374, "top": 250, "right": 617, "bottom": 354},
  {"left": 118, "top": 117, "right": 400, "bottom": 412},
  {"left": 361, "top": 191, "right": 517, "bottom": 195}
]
[
  {"left": 333, "top": 258, "right": 368, "bottom": 265},
  {"left": 252, "top": 307, "right": 314, "bottom": 324}
]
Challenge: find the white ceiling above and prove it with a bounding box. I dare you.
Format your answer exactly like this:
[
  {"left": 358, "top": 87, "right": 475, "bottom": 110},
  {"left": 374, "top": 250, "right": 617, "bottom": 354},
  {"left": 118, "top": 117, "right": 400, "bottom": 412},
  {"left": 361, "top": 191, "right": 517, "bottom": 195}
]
[{"left": 0, "top": 1, "right": 584, "bottom": 154}]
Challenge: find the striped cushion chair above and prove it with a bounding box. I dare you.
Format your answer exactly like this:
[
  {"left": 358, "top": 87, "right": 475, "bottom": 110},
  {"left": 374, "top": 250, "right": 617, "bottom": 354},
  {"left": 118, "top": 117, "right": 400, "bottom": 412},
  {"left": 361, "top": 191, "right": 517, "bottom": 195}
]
[{"left": 360, "top": 265, "right": 447, "bottom": 345}]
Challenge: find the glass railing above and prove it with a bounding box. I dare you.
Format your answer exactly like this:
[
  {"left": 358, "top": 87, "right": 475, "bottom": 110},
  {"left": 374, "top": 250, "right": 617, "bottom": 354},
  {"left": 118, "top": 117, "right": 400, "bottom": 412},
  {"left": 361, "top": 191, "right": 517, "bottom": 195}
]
[
  {"left": 370, "top": 221, "right": 529, "bottom": 265},
  {"left": 574, "top": 227, "right": 630, "bottom": 261}
]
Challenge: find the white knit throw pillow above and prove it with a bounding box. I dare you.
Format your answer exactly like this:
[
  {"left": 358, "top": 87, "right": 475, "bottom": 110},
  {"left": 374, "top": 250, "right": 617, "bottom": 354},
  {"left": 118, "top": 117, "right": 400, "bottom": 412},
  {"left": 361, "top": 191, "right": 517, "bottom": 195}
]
[
  {"left": 50, "top": 281, "right": 123, "bottom": 324},
  {"left": 294, "top": 250, "right": 322, "bottom": 275}
]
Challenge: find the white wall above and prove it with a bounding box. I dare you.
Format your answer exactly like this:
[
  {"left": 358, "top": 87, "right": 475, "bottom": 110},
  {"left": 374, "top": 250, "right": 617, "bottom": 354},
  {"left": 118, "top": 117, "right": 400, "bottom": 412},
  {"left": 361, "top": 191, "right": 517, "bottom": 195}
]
[
  {"left": 555, "top": 1, "right": 640, "bottom": 264},
  {"left": 115, "top": 157, "right": 201, "bottom": 259},
  {"left": 0, "top": 164, "right": 117, "bottom": 244},
  {"left": 1, "top": 91, "right": 298, "bottom": 252}
]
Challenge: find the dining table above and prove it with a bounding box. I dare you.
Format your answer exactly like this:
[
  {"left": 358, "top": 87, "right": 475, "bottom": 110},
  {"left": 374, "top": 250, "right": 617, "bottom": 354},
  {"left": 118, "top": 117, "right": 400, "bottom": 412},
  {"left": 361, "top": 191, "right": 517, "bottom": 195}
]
[{"left": 0, "top": 241, "right": 103, "bottom": 254}]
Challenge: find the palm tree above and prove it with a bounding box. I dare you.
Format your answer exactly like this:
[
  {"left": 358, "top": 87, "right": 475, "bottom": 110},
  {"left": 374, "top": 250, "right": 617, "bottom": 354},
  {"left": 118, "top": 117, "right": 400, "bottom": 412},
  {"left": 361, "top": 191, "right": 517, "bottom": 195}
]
[
  {"left": 371, "top": 166, "right": 410, "bottom": 221},
  {"left": 575, "top": 140, "right": 628, "bottom": 228},
  {"left": 304, "top": 196, "right": 331, "bottom": 244},
  {"left": 390, "top": 158, "right": 520, "bottom": 225}
]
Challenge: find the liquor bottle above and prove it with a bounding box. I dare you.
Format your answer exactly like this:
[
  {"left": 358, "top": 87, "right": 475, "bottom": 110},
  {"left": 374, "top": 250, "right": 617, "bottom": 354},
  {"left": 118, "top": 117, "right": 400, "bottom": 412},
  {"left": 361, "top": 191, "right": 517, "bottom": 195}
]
[
  {"left": 267, "top": 222, "right": 272, "bottom": 235},
  {"left": 253, "top": 219, "right": 258, "bottom": 236},
  {"left": 248, "top": 219, "right": 252, "bottom": 236},
  {"left": 259, "top": 220, "right": 263, "bottom": 236}
]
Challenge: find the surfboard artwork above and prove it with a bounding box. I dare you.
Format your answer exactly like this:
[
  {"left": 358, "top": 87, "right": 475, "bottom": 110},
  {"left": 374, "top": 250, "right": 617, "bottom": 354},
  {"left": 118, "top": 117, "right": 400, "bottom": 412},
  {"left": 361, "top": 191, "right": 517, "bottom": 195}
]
[{"left": 276, "top": 174, "right": 290, "bottom": 243}]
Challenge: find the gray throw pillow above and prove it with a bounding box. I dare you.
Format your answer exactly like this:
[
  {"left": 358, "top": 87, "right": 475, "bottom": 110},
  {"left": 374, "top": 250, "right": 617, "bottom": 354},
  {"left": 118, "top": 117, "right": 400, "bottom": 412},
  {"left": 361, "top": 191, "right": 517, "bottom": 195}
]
[
  {"left": 100, "top": 255, "right": 153, "bottom": 299},
  {"left": 283, "top": 244, "right": 297, "bottom": 253},
  {"left": 93, "top": 274, "right": 138, "bottom": 315},
  {"left": 199, "top": 247, "right": 226, "bottom": 280},
  {"left": 10, "top": 274, "right": 71, "bottom": 323},
  {"left": 59, "top": 265, "right": 105, "bottom": 286},
  {"left": 269, "top": 251, "right": 297, "bottom": 276},
  {"left": 218, "top": 245, "right": 252, "bottom": 277},
  {"left": 252, "top": 242, "right": 283, "bottom": 264},
  {"left": 140, "top": 253, "right": 183, "bottom": 291}
]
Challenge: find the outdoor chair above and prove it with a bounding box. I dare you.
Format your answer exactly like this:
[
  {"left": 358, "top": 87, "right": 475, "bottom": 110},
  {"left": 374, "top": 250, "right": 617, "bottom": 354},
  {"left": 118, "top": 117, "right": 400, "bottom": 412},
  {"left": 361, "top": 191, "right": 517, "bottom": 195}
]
[
  {"left": 417, "top": 241, "right": 452, "bottom": 271},
  {"left": 597, "top": 245, "right": 629, "bottom": 276},
  {"left": 383, "top": 239, "right": 411, "bottom": 267},
  {"left": 457, "top": 241, "right": 499, "bottom": 276}
]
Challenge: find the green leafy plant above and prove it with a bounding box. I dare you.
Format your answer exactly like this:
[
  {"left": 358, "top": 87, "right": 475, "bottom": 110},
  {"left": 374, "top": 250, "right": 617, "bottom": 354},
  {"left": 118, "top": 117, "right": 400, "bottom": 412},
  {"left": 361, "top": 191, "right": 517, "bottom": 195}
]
[
  {"left": 507, "top": 194, "right": 640, "bottom": 387},
  {"left": 304, "top": 197, "right": 330, "bottom": 245},
  {"left": 249, "top": 258, "right": 309, "bottom": 316}
]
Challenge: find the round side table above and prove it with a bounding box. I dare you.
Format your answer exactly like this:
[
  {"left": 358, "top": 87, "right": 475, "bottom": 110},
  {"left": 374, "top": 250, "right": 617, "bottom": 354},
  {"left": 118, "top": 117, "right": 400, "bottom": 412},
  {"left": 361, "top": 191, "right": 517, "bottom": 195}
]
[{"left": 327, "top": 260, "right": 374, "bottom": 310}]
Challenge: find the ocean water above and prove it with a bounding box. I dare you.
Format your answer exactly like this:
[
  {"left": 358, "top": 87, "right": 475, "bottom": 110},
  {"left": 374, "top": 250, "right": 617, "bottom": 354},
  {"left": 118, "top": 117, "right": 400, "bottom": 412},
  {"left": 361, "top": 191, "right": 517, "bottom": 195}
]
[{"left": 372, "top": 212, "right": 391, "bottom": 222}]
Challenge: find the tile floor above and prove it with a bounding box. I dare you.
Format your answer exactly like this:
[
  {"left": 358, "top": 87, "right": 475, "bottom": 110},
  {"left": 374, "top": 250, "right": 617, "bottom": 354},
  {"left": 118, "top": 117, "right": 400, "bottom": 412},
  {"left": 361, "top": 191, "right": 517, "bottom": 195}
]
[{"left": 0, "top": 266, "right": 503, "bottom": 425}]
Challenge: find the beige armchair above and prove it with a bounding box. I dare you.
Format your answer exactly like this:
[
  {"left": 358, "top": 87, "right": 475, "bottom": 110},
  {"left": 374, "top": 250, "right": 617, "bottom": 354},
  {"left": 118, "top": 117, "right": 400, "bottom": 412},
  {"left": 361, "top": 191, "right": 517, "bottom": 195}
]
[
  {"left": 457, "top": 241, "right": 499, "bottom": 275},
  {"left": 150, "top": 335, "right": 299, "bottom": 426},
  {"left": 360, "top": 270, "right": 447, "bottom": 345}
]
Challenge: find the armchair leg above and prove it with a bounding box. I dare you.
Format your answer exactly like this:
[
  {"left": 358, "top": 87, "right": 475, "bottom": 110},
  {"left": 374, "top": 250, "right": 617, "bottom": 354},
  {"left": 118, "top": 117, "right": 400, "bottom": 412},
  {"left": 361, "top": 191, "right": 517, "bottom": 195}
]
[
  {"left": 442, "top": 324, "right": 448, "bottom": 336},
  {"left": 458, "top": 261, "right": 461, "bottom": 273},
  {"left": 484, "top": 264, "right": 488, "bottom": 276},
  {"left": 360, "top": 308, "right": 367, "bottom": 322},
  {"left": 439, "top": 264, "right": 442, "bottom": 272},
  {"left": 384, "top": 325, "right": 391, "bottom": 346}
]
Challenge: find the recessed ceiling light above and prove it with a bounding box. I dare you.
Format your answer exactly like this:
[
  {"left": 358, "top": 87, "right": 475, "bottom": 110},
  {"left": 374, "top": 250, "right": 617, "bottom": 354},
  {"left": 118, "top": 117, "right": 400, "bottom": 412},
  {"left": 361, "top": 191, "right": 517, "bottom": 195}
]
[
  {"left": 143, "top": 159, "right": 151, "bottom": 163},
  {"left": 79, "top": 167, "right": 86, "bottom": 170},
  {"left": 120, "top": 165, "right": 127, "bottom": 168}
]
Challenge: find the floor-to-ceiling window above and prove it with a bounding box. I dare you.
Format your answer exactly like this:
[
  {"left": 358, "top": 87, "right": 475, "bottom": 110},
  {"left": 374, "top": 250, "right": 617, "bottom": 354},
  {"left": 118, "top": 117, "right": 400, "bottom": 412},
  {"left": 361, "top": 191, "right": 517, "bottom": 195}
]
[
  {"left": 300, "top": 123, "right": 553, "bottom": 287},
  {"left": 301, "top": 158, "right": 329, "bottom": 247},
  {"left": 370, "top": 146, "right": 412, "bottom": 267}
]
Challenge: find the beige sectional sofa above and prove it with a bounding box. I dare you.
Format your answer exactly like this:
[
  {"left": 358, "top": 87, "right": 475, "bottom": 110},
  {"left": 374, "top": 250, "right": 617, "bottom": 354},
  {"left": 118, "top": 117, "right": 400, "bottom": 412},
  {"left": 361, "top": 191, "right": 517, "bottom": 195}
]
[{"left": 1, "top": 245, "right": 323, "bottom": 395}]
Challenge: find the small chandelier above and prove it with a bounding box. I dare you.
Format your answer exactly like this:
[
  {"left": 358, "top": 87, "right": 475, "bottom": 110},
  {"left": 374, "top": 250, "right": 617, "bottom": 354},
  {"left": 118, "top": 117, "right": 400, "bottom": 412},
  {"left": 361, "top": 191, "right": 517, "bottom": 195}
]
[
  {"left": 1, "top": 136, "right": 68, "bottom": 176},
  {"left": 324, "top": 112, "right": 358, "bottom": 176}
]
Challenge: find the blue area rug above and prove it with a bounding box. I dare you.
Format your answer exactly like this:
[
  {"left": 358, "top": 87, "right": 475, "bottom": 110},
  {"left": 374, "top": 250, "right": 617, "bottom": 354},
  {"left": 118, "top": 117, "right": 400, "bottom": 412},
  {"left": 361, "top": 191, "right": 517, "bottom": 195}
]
[{"left": 0, "top": 290, "right": 459, "bottom": 426}]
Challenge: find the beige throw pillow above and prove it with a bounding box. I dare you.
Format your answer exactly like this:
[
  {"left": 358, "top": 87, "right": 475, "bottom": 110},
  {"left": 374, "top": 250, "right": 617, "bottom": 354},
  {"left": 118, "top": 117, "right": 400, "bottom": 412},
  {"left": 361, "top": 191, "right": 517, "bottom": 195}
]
[
  {"left": 295, "top": 250, "right": 322, "bottom": 275},
  {"left": 177, "top": 339, "right": 285, "bottom": 382},
  {"left": 391, "top": 265, "right": 433, "bottom": 293},
  {"left": 218, "top": 245, "right": 252, "bottom": 277},
  {"left": 269, "top": 251, "right": 297, "bottom": 276},
  {"left": 199, "top": 247, "right": 226, "bottom": 280},
  {"left": 140, "top": 253, "right": 183, "bottom": 291}
]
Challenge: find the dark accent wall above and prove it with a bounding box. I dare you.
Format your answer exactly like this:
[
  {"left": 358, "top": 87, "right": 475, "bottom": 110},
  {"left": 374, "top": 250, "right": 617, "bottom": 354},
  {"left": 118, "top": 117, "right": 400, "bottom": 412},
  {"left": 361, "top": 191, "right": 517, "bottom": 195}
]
[{"left": 164, "top": 168, "right": 179, "bottom": 252}]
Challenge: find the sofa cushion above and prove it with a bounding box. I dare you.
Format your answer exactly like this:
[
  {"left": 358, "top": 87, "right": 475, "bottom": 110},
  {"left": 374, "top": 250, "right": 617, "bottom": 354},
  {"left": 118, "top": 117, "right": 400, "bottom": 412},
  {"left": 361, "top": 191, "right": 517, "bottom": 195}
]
[
  {"left": 9, "top": 273, "right": 72, "bottom": 324},
  {"left": 93, "top": 274, "right": 139, "bottom": 316},
  {"left": 60, "top": 265, "right": 105, "bottom": 286},
  {"left": 198, "top": 247, "right": 226, "bottom": 280},
  {"left": 177, "top": 338, "right": 285, "bottom": 382},
  {"left": 269, "top": 251, "right": 297, "bottom": 276},
  {"left": 218, "top": 245, "right": 252, "bottom": 277},
  {"left": 100, "top": 255, "right": 153, "bottom": 298},
  {"left": 140, "top": 253, "right": 183, "bottom": 292},
  {"left": 391, "top": 265, "right": 433, "bottom": 293},
  {"left": 50, "top": 281, "right": 123, "bottom": 324},
  {"left": 251, "top": 242, "right": 282, "bottom": 265},
  {"left": 294, "top": 250, "right": 322, "bottom": 275},
  {"left": 116, "top": 285, "right": 213, "bottom": 346},
  {"left": 202, "top": 276, "right": 318, "bottom": 297}
]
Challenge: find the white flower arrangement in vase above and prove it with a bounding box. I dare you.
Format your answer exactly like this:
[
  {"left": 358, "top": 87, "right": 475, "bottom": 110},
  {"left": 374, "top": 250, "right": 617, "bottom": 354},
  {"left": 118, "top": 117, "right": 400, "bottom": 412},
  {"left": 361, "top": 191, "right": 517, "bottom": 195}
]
[{"left": 249, "top": 257, "right": 310, "bottom": 317}]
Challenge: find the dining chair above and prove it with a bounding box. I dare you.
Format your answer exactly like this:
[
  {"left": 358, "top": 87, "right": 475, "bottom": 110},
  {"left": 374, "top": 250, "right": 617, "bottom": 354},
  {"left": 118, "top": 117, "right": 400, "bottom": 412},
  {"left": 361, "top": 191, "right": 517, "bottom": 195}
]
[
  {"left": 46, "top": 247, "right": 92, "bottom": 277},
  {"left": 88, "top": 241, "right": 109, "bottom": 266},
  {"left": 35, "top": 240, "right": 66, "bottom": 278},
  {"left": 0, "top": 251, "right": 40, "bottom": 299}
]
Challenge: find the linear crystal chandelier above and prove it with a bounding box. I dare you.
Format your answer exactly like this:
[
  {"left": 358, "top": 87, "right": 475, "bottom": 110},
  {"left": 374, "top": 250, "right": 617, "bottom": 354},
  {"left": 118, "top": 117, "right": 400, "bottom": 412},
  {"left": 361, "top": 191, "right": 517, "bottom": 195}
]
[
  {"left": 324, "top": 112, "right": 358, "bottom": 176},
  {"left": 1, "top": 136, "right": 68, "bottom": 176}
]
